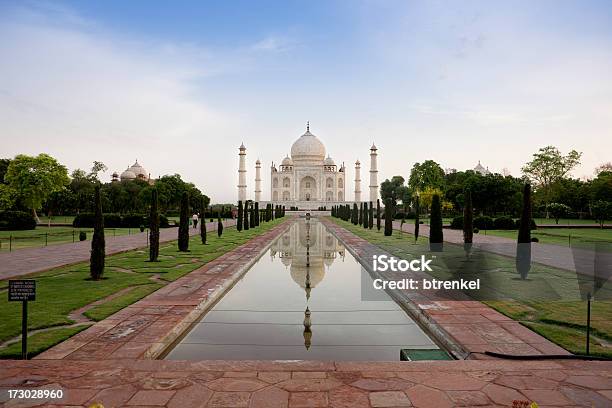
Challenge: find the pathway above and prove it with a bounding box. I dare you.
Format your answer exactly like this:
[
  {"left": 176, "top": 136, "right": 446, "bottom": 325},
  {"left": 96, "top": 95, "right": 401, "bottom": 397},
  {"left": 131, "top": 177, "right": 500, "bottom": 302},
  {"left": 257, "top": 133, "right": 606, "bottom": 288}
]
[
  {"left": 392, "top": 220, "right": 612, "bottom": 274},
  {"left": 1, "top": 359, "right": 611, "bottom": 407},
  {"left": 0, "top": 220, "right": 236, "bottom": 280}
]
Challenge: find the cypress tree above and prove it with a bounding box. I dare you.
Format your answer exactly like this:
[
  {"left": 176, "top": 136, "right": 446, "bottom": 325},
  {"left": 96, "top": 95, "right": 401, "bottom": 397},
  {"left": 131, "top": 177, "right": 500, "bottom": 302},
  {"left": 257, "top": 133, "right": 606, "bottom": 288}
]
[
  {"left": 414, "top": 195, "right": 420, "bottom": 243},
  {"left": 267, "top": 204, "right": 272, "bottom": 221},
  {"left": 149, "top": 188, "right": 160, "bottom": 261},
  {"left": 200, "top": 198, "right": 207, "bottom": 245},
  {"left": 254, "top": 202, "right": 260, "bottom": 226},
  {"left": 518, "top": 183, "right": 532, "bottom": 243},
  {"left": 359, "top": 203, "right": 363, "bottom": 225},
  {"left": 383, "top": 199, "right": 392, "bottom": 236},
  {"left": 363, "top": 202, "right": 369, "bottom": 228},
  {"left": 463, "top": 189, "right": 473, "bottom": 244},
  {"left": 250, "top": 205, "right": 255, "bottom": 228},
  {"left": 369, "top": 201, "right": 373, "bottom": 229},
  {"left": 352, "top": 203, "right": 358, "bottom": 225},
  {"left": 429, "top": 194, "right": 443, "bottom": 251},
  {"left": 218, "top": 210, "right": 223, "bottom": 237},
  {"left": 376, "top": 199, "right": 381, "bottom": 230},
  {"left": 516, "top": 183, "right": 532, "bottom": 279},
  {"left": 243, "top": 201, "right": 250, "bottom": 230},
  {"left": 237, "top": 201, "right": 243, "bottom": 232},
  {"left": 90, "top": 184, "right": 105, "bottom": 280},
  {"left": 178, "top": 191, "right": 190, "bottom": 251}
]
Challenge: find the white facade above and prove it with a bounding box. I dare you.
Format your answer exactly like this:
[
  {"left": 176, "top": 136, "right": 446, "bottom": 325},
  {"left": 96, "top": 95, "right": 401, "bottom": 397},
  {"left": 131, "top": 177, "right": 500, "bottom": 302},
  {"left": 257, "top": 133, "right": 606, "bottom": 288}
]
[{"left": 269, "top": 124, "right": 346, "bottom": 209}]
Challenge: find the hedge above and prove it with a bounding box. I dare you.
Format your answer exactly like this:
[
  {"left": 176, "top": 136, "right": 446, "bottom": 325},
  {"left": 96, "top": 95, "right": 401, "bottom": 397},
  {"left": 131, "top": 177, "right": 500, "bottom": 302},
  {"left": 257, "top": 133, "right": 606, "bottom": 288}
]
[
  {"left": 473, "top": 215, "right": 494, "bottom": 230},
  {"left": 73, "top": 213, "right": 170, "bottom": 228},
  {"left": 450, "top": 216, "right": 463, "bottom": 230},
  {"left": 493, "top": 216, "right": 515, "bottom": 230},
  {"left": 0, "top": 211, "right": 37, "bottom": 230}
]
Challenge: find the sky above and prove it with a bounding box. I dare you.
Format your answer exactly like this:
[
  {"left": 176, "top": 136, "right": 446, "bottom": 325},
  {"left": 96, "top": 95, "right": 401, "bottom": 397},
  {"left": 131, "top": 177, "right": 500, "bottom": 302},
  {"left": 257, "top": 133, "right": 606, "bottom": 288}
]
[{"left": 1, "top": 0, "right": 611, "bottom": 203}]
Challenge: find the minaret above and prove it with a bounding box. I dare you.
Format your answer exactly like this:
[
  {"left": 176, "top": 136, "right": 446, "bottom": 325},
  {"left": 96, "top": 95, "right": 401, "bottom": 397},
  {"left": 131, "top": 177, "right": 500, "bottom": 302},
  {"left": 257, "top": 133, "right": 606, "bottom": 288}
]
[
  {"left": 238, "top": 143, "right": 247, "bottom": 202},
  {"left": 354, "top": 160, "right": 362, "bottom": 202},
  {"left": 255, "top": 159, "right": 262, "bottom": 203},
  {"left": 369, "top": 143, "right": 378, "bottom": 202}
]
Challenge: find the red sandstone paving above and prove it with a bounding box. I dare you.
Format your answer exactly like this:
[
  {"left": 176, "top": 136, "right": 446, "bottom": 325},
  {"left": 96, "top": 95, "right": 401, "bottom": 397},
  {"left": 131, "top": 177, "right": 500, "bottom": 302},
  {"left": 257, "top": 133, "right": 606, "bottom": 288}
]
[{"left": 0, "top": 220, "right": 235, "bottom": 280}]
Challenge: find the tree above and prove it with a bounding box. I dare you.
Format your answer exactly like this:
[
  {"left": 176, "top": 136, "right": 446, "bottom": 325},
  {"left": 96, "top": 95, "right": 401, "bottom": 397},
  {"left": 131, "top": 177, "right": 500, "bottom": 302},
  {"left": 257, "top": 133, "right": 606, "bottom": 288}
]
[
  {"left": 243, "top": 201, "right": 250, "bottom": 230},
  {"left": 237, "top": 201, "right": 243, "bottom": 232},
  {"left": 414, "top": 195, "right": 420, "bottom": 243},
  {"left": 383, "top": 199, "right": 393, "bottom": 236},
  {"left": 249, "top": 204, "right": 255, "bottom": 228},
  {"left": 516, "top": 184, "right": 532, "bottom": 279},
  {"left": 521, "top": 146, "right": 582, "bottom": 216},
  {"left": 5, "top": 154, "right": 70, "bottom": 222},
  {"left": 90, "top": 185, "right": 105, "bottom": 280},
  {"left": 409, "top": 160, "right": 445, "bottom": 192},
  {"left": 518, "top": 184, "right": 532, "bottom": 244},
  {"left": 0, "top": 184, "right": 16, "bottom": 211},
  {"left": 591, "top": 201, "right": 611, "bottom": 228},
  {"left": 380, "top": 176, "right": 409, "bottom": 214},
  {"left": 178, "top": 191, "right": 190, "bottom": 251},
  {"left": 149, "top": 188, "right": 160, "bottom": 261},
  {"left": 217, "top": 210, "right": 224, "bottom": 236},
  {"left": 88, "top": 161, "right": 108, "bottom": 182},
  {"left": 429, "top": 194, "right": 443, "bottom": 251},
  {"left": 376, "top": 199, "right": 381, "bottom": 230},
  {"left": 363, "top": 202, "right": 369, "bottom": 229},
  {"left": 595, "top": 162, "right": 612, "bottom": 175},
  {"left": 463, "top": 189, "right": 473, "bottom": 244},
  {"left": 254, "top": 202, "right": 260, "bottom": 226},
  {"left": 352, "top": 203, "right": 358, "bottom": 225},
  {"left": 200, "top": 198, "right": 207, "bottom": 244},
  {"left": 368, "top": 201, "right": 373, "bottom": 229},
  {"left": 548, "top": 203, "right": 571, "bottom": 224},
  {"left": 359, "top": 203, "right": 363, "bottom": 225}
]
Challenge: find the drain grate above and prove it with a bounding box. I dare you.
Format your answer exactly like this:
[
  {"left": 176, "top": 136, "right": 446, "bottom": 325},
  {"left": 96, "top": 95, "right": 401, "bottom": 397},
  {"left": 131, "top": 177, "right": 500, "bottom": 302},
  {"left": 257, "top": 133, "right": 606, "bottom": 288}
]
[{"left": 400, "top": 349, "right": 452, "bottom": 361}]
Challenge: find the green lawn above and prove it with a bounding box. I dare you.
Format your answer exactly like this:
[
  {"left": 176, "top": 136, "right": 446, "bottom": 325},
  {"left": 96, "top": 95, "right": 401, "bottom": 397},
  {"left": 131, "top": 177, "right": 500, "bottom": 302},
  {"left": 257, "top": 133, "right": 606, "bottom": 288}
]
[
  {"left": 0, "top": 218, "right": 286, "bottom": 358},
  {"left": 484, "top": 228, "right": 612, "bottom": 248},
  {"left": 0, "top": 226, "right": 141, "bottom": 251},
  {"left": 331, "top": 217, "right": 612, "bottom": 358}
]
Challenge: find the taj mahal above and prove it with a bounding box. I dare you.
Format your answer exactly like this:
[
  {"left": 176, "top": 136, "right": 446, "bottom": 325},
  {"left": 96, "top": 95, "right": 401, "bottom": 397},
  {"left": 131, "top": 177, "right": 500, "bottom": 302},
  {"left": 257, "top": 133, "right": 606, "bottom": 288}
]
[{"left": 238, "top": 123, "right": 379, "bottom": 209}]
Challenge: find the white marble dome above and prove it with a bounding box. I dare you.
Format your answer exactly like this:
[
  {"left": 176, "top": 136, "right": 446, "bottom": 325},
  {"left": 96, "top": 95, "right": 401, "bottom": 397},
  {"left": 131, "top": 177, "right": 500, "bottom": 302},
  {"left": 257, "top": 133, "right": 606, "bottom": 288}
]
[
  {"left": 291, "top": 129, "right": 326, "bottom": 162},
  {"left": 282, "top": 155, "right": 293, "bottom": 166},
  {"left": 129, "top": 160, "right": 148, "bottom": 178},
  {"left": 324, "top": 155, "right": 335, "bottom": 166},
  {"left": 120, "top": 168, "right": 136, "bottom": 180}
]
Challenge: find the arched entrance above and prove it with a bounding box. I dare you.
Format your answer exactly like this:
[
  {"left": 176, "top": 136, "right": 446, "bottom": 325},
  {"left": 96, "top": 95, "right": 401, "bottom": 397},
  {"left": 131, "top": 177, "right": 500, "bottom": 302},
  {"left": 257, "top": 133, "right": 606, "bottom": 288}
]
[{"left": 300, "top": 176, "right": 317, "bottom": 201}]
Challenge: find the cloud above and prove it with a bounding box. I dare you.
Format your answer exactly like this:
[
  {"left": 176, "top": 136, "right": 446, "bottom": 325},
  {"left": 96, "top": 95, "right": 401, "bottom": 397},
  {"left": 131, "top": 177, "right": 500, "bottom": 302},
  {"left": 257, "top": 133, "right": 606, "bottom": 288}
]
[
  {"left": 250, "top": 36, "right": 296, "bottom": 53},
  {"left": 0, "top": 3, "right": 244, "bottom": 201}
]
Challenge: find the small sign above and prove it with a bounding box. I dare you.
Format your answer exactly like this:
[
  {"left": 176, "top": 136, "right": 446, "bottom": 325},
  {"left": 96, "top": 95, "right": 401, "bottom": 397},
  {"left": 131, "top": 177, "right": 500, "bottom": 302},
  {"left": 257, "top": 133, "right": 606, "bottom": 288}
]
[{"left": 8, "top": 280, "right": 36, "bottom": 302}]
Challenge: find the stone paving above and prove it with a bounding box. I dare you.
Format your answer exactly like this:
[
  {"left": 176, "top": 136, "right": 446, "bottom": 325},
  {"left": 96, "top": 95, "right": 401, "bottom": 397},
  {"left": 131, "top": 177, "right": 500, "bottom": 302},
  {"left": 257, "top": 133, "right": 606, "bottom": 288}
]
[
  {"left": 391, "top": 220, "right": 612, "bottom": 274},
  {"left": 1, "top": 359, "right": 611, "bottom": 407},
  {"left": 0, "top": 220, "right": 236, "bottom": 280}
]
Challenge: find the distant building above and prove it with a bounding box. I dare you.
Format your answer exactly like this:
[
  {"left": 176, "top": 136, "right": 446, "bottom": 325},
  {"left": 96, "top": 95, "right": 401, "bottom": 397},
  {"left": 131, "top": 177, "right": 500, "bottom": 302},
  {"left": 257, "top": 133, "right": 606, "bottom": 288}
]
[
  {"left": 111, "top": 160, "right": 153, "bottom": 184},
  {"left": 473, "top": 161, "right": 491, "bottom": 175}
]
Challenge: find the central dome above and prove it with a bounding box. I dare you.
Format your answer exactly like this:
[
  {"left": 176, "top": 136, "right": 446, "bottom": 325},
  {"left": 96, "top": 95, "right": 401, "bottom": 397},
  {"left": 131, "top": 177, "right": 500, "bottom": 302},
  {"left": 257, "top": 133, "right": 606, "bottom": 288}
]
[{"left": 291, "top": 127, "right": 326, "bottom": 162}]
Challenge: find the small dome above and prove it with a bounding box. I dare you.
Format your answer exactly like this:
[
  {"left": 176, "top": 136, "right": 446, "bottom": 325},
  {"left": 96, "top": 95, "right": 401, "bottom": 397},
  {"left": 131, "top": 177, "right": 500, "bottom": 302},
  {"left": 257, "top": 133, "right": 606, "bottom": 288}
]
[
  {"left": 324, "top": 155, "right": 335, "bottom": 166},
  {"left": 282, "top": 155, "right": 293, "bottom": 166},
  {"left": 291, "top": 126, "right": 326, "bottom": 162},
  {"left": 120, "top": 168, "right": 136, "bottom": 180},
  {"left": 129, "top": 160, "right": 148, "bottom": 178}
]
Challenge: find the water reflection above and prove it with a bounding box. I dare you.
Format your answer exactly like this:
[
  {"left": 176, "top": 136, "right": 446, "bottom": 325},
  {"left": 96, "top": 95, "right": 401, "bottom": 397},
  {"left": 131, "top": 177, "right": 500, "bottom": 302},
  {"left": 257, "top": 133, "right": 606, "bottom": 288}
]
[{"left": 165, "top": 218, "right": 437, "bottom": 361}]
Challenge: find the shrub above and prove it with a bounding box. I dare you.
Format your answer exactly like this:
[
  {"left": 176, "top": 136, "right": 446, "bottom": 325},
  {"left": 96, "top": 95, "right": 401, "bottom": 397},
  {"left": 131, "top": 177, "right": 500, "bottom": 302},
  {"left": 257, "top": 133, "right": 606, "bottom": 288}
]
[
  {"left": 0, "top": 211, "right": 37, "bottom": 230},
  {"left": 73, "top": 213, "right": 95, "bottom": 228},
  {"left": 79, "top": 231, "right": 86, "bottom": 241},
  {"left": 429, "top": 194, "right": 443, "bottom": 250},
  {"left": 531, "top": 237, "right": 539, "bottom": 242},
  {"left": 104, "top": 214, "right": 122, "bottom": 228},
  {"left": 493, "top": 216, "right": 515, "bottom": 230},
  {"left": 178, "top": 191, "right": 190, "bottom": 252},
  {"left": 149, "top": 189, "right": 160, "bottom": 262},
  {"left": 473, "top": 215, "right": 493, "bottom": 230},
  {"left": 450, "top": 216, "right": 463, "bottom": 230},
  {"left": 515, "top": 218, "right": 537, "bottom": 230},
  {"left": 473, "top": 228, "right": 479, "bottom": 234},
  {"left": 90, "top": 185, "right": 105, "bottom": 280},
  {"left": 122, "top": 214, "right": 145, "bottom": 228}
]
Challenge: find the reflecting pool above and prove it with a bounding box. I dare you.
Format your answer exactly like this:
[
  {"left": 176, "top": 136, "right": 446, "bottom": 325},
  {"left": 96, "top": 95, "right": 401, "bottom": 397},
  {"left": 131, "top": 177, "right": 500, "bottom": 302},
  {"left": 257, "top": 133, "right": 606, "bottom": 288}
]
[{"left": 165, "top": 218, "right": 437, "bottom": 361}]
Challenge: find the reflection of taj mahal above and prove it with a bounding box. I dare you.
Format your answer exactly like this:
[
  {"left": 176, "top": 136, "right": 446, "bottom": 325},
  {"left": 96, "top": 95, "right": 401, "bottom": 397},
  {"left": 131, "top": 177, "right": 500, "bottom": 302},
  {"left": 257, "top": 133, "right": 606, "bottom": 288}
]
[
  {"left": 269, "top": 219, "right": 345, "bottom": 298},
  {"left": 238, "top": 123, "right": 379, "bottom": 209}
]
